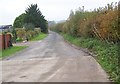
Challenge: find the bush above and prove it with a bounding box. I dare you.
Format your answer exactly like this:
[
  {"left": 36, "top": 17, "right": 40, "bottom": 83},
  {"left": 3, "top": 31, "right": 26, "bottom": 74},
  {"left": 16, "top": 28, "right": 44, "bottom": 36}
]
[
  {"left": 34, "top": 28, "right": 41, "bottom": 35},
  {"left": 15, "top": 28, "right": 41, "bottom": 41},
  {"left": 15, "top": 28, "right": 26, "bottom": 40}
]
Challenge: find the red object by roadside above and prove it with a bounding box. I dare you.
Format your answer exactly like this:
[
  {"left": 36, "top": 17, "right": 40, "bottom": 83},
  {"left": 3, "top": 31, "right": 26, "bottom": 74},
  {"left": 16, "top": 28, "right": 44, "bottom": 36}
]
[{"left": 0, "top": 34, "right": 12, "bottom": 50}]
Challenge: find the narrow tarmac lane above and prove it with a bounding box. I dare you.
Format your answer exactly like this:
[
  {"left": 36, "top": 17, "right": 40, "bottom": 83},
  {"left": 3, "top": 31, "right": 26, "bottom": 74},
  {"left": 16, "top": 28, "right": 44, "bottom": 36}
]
[{"left": 1, "top": 31, "right": 110, "bottom": 82}]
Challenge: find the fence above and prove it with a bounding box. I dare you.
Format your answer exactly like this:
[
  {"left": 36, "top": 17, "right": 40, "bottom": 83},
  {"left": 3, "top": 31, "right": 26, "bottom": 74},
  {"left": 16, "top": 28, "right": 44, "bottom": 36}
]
[{"left": 0, "top": 34, "right": 12, "bottom": 50}]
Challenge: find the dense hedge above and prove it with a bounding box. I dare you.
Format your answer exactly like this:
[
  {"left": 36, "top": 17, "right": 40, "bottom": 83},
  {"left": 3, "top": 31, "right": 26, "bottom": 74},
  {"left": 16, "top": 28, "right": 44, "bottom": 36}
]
[{"left": 50, "top": 2, "right": 119, "bottom": 43}]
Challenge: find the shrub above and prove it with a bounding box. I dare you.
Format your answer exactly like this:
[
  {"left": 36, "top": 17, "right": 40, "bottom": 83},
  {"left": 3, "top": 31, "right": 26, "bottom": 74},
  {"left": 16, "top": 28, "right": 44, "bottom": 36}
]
[{"left": 15, "top": 28, "right": 26, "bottom": 40}]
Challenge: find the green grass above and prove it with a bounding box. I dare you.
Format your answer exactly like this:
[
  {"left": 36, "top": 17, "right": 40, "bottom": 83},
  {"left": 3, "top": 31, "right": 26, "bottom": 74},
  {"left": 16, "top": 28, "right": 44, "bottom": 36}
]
[
  {"left": 0, "top": 46, "right": 27, "bottom": 59},
  {"left": 30, "top": 33, "right": 47, "bottom": 41},
  {"left": 62, "top": 33, "right": 119, "bottom": 82},
  {"left": 0, "top": 33, "right": 47, "bottom": 59}
]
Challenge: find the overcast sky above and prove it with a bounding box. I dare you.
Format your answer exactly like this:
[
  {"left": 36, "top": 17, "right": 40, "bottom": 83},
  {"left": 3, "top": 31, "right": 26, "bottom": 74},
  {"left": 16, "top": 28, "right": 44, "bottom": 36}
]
[{"left": 0, "top": 0, "right": 118, "bottom": 25}]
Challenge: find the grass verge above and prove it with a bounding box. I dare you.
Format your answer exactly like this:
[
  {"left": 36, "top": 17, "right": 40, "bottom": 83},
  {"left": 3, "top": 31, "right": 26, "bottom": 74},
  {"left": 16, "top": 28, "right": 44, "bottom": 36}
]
[
  {"left": 62, "top": 33, "right": 119, "bottom": 82},
  {"left": 30, "top": 33, "right": 47, "bottom": 41},
  {"left": 0, "top": 46, "right": 27, "bottom": 59}
]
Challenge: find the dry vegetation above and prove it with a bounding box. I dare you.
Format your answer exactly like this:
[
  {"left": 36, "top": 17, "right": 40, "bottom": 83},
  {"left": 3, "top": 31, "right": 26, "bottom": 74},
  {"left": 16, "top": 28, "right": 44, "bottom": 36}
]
[
  {"left": 50, "top": 2, "right": 119, "bottom": 43},
  {"left": 50, "top": 2, "right": 119, "bottom": 82}
]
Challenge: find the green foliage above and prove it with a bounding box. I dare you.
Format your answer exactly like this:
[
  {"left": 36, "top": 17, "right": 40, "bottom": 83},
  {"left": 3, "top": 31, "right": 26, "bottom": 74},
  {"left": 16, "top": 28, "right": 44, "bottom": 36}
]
[
  {"left": 30, "top": 33, "right": 47, "bottom": 41},
  {"left": 62, "top": 33, "right": 119, "bottom": 82},
  {"left": 13, "top": 13, "right": 26, "bottom": 28},
  {"left": 0, "top": 46, "right": 27, "bottom": 58},
  {"left": 50, "top": 2, "right": 119, "bottom": 82},
  {"left": 26, "top": 30, "right": 36, "bottom": 39},
  {"left": 24, "top": 4, "right": 48, "bottom": 33},
  {"left": 13, "top": 4, "right": 48, "bottom": 33},
  {"left": 96, "top": 45, "right": 119, "bottom": 82},
  {"left": 34, "top": 28, "right": 41, "bottom": 35},
  {"left": 15, "top": 28, "right": 26, "bottom": 40},
  {"left": 15, "top": 28, "right": 41, "bottom": 41},
  {"left": 23, "top": 23, "right": 35, "bottom": 31},
  {"left": 51, "top": 2, "right": 119, "bottom": 43}
]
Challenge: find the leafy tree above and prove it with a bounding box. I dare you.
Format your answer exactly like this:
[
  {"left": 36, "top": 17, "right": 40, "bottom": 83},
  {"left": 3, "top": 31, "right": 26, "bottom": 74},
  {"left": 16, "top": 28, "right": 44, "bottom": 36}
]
[
  {"left": 13, "top": 13, "right": 26, "bottom": 28},
  {"left": 13, "top": 4, "right": 48, "bottom": 33},
  {"left": 24, "top": 4, "right": 48, "bottom": 33}
]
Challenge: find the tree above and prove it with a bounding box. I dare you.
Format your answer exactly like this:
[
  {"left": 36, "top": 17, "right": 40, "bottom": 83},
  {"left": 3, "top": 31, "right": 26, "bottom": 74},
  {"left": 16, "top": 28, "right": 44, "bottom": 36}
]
[
  {"left": 23, "top": 23, "right": 35, "bottom": 32},
  {"left": 24, "top": 4, "right": 48, "bottom": 33},
  {"left": 13, "top": 13, "right": 26, "bottom": 28}
]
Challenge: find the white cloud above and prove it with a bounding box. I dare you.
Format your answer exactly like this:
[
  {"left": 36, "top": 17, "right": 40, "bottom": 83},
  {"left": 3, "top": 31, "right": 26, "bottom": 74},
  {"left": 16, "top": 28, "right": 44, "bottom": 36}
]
[{"left": 0, "top": 0, "right": 118, "bottom": 25}]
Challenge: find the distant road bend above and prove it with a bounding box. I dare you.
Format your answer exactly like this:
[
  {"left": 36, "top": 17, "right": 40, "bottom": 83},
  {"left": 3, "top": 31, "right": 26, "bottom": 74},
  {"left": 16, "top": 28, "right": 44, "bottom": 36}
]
[{"left": 1, "top": 31, "right": 110, "bottom": 82}]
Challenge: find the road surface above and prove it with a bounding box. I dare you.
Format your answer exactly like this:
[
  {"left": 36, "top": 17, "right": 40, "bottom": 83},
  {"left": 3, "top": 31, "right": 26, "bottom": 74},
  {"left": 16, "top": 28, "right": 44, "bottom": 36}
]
[{"left": 1, "top": 31, "right": 110, "bottom": 82}]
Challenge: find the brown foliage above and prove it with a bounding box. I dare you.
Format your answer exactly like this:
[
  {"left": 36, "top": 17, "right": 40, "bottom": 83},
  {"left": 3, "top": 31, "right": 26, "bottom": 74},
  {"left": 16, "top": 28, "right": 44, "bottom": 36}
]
[{"left": 50, "top": 2, "right": 119, "bottom": 43}]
